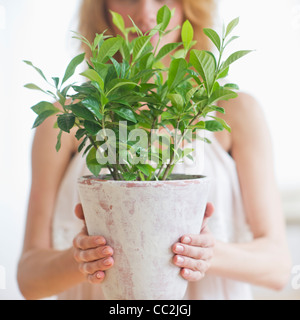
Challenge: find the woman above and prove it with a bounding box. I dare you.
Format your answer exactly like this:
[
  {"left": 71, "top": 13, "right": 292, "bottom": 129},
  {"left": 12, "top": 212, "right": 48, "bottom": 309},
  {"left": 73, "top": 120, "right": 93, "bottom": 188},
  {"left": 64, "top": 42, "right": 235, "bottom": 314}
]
[{"left": 17, "top": 0, "right": 291, "bottom": 300}]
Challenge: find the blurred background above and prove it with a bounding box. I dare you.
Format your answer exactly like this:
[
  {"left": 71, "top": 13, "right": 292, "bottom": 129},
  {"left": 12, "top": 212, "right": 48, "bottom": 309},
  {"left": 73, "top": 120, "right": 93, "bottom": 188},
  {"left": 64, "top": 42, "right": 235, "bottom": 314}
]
[{"left": 0, "top": 0, "right": 299, "bottom": 300}]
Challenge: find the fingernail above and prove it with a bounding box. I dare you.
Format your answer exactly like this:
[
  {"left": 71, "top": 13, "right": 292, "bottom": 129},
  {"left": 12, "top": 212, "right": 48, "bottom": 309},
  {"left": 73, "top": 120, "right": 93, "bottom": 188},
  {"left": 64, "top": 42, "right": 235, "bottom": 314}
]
[
  {"left": 96, "top": 272, "right": 104, "bottom": 279},
  {"left": 96, "top": 237, "right": 105, "bottom": 245},
  {"left": 175, "top": 245, "right": 184, "bottom": 253},
  {"left": 176, "top": 256, "right": 184, "bottom": 265},
  {"left": 183, "top": 269, "right": 190, "bottom": 276},
  {"left": 182, "top": 236, "right": 191, "bottom": 244},
  {"left": 102, "top": 247, "right": 111, "bottom": 255},
  {"left": 103, "top": 258, "right": 112, "bottom": 266}
]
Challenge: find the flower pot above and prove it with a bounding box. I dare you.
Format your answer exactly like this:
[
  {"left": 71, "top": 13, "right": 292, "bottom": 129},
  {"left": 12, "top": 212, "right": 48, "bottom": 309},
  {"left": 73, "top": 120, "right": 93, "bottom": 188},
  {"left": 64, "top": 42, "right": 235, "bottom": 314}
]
[{"left": 77, "top": 174, "right": 211, "bottom": 300}]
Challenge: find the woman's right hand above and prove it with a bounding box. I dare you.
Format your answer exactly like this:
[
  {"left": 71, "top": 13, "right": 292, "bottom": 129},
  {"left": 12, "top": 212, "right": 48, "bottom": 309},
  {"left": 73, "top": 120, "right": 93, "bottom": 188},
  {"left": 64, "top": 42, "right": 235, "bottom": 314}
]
[{"left": 72, "top": 204, "right": 114, "bottom": 284}]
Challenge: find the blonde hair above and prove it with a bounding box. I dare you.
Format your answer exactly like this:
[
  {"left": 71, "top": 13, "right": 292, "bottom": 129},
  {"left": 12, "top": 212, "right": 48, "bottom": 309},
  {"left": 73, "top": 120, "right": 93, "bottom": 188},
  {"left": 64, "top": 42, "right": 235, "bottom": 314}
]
[{"left": 78, "top": 0, "right": 216, "bottom": 53}]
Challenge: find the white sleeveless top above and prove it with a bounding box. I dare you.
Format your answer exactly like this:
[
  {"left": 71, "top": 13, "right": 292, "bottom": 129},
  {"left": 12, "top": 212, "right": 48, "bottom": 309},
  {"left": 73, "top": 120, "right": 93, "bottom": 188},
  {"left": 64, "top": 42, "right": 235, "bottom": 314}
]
[{"left": 52, "top": 132, "right": 253, "bottom": 300}]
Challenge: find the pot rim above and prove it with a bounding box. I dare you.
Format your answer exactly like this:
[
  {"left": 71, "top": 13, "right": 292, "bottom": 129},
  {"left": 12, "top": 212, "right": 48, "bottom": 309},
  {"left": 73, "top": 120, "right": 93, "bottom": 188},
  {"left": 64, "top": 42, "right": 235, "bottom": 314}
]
[{"left": 78, "top": 174, "right": 211, "bottom": 186}]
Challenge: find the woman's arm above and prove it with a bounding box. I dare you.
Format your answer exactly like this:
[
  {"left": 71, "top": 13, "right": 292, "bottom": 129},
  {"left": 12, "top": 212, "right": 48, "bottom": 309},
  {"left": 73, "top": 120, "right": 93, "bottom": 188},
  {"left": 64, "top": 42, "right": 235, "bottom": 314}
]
[
  {"left": 17, "top": 111, "right": 113, "bottom": 300},
  {"left": 17, "top": 111, "right": 83, "bottom": 299},
  {"left": 208, "top": 93, "right": 292, "bottom": 290}
]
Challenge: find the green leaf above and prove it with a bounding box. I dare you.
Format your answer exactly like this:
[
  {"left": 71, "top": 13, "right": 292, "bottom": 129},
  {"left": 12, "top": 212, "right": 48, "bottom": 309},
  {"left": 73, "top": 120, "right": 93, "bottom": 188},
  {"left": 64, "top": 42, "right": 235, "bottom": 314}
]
[
  {"left": 209, "top": 88, "right": 238, "bottom": 104},
  {"left": 32, "top": 110, "right": 58, "bottom": 129},
  {"left": 119, "top": 37, "right": 131, "bottom": 61},
  {"left": 84, "top": 120, "right": 102, "bottom": 135},
  {"left": 155, "top": 42, "right": 182, "bottom": 62},
  {"left": 23, "top": 60, "right": 47, "bottom": 82},
  {"left": 123, "top": 172, "right": 138, "bottom": 181},
  {"left": 92, "top": 33, "right": 104, "bottom": 51},
  {"left": 110, "top": 57, "right": 121, "bottom": 77},
  {"left": 182, "top": 20, "right": 194, "bottom": 51},
  {"left": 52, "top": 77, "right": 60, "bottom": 88},
  {"left": 161, "top": 111, "right": 177, "bottom": 121},
  {"left": 167, "top": 93, "right": 184, "bottom": 112},
  {"left": 70, "top": 103, "right": 96, "bottom": 121},
  {"left": 203, "top": 28, "right": 221, "bottom": 51},
  {"left": 136, "top": 164, "right": 155, "bottom": 177},
  {"left": 80, "top": 69, "right": 104, "bottom": 91},
  {"left": 225, "top": 17, "right": 240, "bottom": 37},
  {"left": 90, "top": 60, "right": 109, "bottom": 81},
  {"left": 128, "top": 16, "right": 143, "bottom": 37},
  {"left": 132, "top": 36, "right": 152, "bottom": 62},
  {"left": 114, "top": 107, "right": 137, "bottom": 123},
  {"left": 217, "top": 66, "right": 229, "bottom": 79},
  {"left": 75, "top": 128, "right": 86, "bottom": 140},
  {"left": 186, "top": 86, "right": 199, "bottom": 102},
  {"left": 72, "top": 83, "right": 97, "bottom": 95},
  {"left": 210, "top": 116, "right": 231, "bottom": 132},
  {"left": 31, "top": 101, "right": 60, "bottom": 115},
  {"left": 224, "top": 83, "right": 239, "bottom": 90},
  {"left": 205, "top": 120, "right": 224, "bottom": 132},
  {"left": 190, "top": 50, "right": 216, "bottom": 94},
  {"left": 110, "top": 11, "right": 126, "bottom": 35},
  {"left": 156, "top": 5, "right": 172, "bottom": 32},
  {"left": 24, "top": 83, "right": 46, "bottom": 93},
  {"left": 78, "top": 136, "right": 88, "bottom": 153},
  {"left": 72, "top": 31, "right": 93, "bottom": 51},
  {"left": 167, "top": 58, "right": 188, "bottom": 91},
  {"left": 188, "top": 121, "right": 206, "bottom": 130},
  {"left": 56, "top": 130, "right": 63, "bottom": 152},
  {"left": 106, "top": 80, "right": 140, "bottom": 96},
  {"left": 82, "top": 97, "right": 103, "bottom": 120},
  {"left": 222, "top": 50, "right": 252, "bottom": 70},
  {"left": 225, "top": 36, "right": 240, "bottom": 48},
  {"left": 57, "top": 113, "right": 76, "bottom": 133},
  {"left": 62, "top": 53, "right": 85, "bottom": 85},
  {"left": 86, "top": 147, "right": 102, "bottom": 177},
  {"left": 97, "top": 37, "right": 122, "bottom": 63}
]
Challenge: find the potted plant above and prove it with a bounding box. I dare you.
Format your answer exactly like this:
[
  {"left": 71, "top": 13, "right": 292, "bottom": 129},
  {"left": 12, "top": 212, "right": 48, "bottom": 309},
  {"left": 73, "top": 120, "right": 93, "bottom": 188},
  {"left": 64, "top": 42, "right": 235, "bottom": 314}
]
[{"left": 25, "top": 6, "right": 251, "bottom": 300}]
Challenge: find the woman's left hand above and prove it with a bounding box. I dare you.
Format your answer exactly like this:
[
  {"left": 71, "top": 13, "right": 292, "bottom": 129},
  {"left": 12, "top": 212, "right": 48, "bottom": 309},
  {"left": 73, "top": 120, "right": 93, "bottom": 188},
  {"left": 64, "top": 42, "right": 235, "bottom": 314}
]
[{"left": 172, "top": 203, "right": 215, "bottom": 282}]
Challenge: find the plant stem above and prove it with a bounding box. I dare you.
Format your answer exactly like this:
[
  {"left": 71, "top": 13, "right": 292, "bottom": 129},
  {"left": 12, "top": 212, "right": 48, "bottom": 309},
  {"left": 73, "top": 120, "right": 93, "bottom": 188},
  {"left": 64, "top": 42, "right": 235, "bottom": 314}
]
[
  {"left": 156, "top": 163, "right": 165, "bottom": 179},
  {"left": 161, "top": 152, "right": 175, "bottom": 181}
]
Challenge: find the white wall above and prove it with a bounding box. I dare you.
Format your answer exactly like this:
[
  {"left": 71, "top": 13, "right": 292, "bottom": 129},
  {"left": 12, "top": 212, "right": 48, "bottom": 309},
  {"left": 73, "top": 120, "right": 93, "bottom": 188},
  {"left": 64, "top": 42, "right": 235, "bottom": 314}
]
[
  {"left": 0, "top": 0, "right": 299, "bottom": 300},
  {"left": 217, "top": 0, "right": 300, "bottom": 190},
  {"left": 0, "top": 0, "right": 81, "bottom": 300}
]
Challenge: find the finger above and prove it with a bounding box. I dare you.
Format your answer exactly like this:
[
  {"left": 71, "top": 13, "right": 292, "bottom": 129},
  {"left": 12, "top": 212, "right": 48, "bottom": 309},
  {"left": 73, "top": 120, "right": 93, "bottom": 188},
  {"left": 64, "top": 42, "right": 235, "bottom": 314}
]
[
  {"left": 180, "top": 268, "right": 205, "bottom": 282},
  {"left": 173, "top": 255, "right": 210, "bottom": 274},
  {"left": 79, "top": 257, "right": 114, "bottom": 275},
  {"left": 74, "top": 246, "right": 114, "bottom": 263},
  {"left": 73, "top": 232, "right": 106, "bottom": 250},
  {"left": 173, "top": 243, "right": 213, "bottom": 260},
  {"left": 87, "top": 271, "right": 106, "bottom": 284},
  {"left": 205, "top": 202, "right": 214, "bottom": 218},
  {"left": 180, "top": 233, "right": 215, "bottom": 248},
  {"left": 202, "top": 203, "right": 214, "bottom": 229},
  {"left": 75, "top": 203, "right": 85, "bottom": 220}
]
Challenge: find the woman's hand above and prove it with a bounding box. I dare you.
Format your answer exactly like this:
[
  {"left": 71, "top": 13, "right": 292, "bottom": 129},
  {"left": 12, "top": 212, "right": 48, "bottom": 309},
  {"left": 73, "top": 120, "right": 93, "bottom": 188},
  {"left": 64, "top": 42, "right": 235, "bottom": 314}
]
[
  {"left": 72, "top": 204, "right": 114, "bottom": 284},
  {"left": 172, "top": 203, "right": 215, "bottom": 282}
]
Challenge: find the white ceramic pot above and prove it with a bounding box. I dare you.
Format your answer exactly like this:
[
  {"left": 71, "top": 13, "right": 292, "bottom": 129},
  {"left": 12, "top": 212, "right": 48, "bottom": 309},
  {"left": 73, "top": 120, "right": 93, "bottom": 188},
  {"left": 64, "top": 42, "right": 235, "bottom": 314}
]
[{"left": 77, "top": 174, "right": 211, "bottom": 300}]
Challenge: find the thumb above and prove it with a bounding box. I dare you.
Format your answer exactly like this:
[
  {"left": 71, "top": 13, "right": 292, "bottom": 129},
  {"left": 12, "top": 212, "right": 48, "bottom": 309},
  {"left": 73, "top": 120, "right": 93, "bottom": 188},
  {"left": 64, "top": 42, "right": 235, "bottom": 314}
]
[
  {"left": 202, "top": 202, "right": 214, "bottom": 230},
  {"left": 75, "top": 203, "right": 85, "bottom": 221}
]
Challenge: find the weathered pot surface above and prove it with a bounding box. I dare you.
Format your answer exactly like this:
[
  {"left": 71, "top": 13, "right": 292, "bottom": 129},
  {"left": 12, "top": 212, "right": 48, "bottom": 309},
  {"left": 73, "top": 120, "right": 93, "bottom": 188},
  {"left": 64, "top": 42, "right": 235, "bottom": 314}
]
[{"left": 77, "top": 174, "right": 211, "bottom": 300}]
